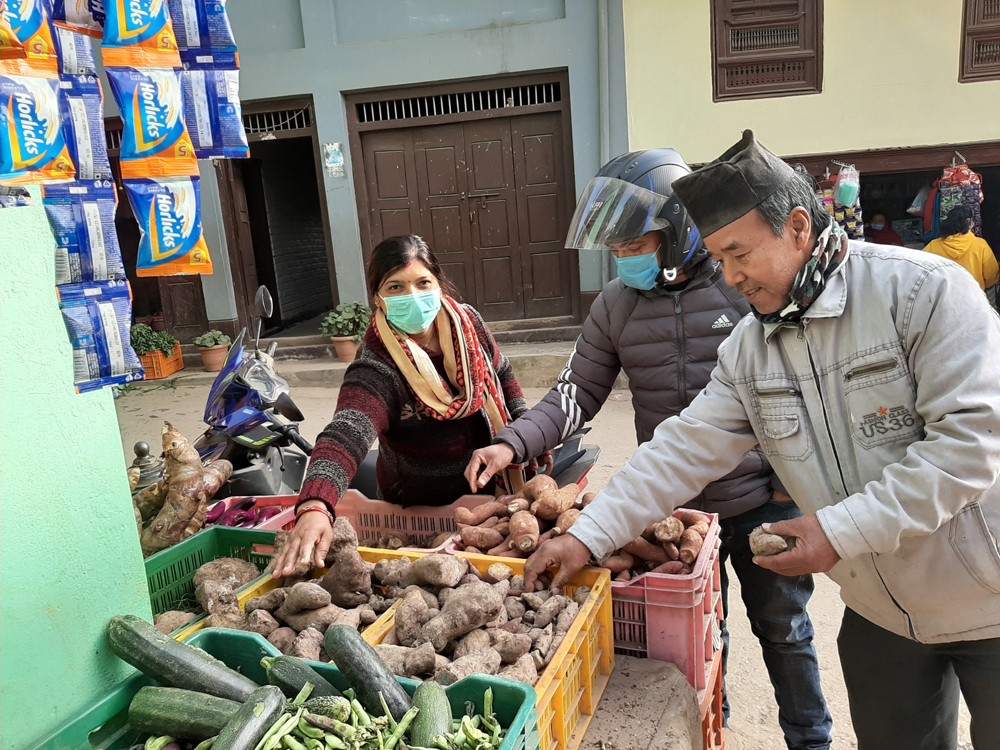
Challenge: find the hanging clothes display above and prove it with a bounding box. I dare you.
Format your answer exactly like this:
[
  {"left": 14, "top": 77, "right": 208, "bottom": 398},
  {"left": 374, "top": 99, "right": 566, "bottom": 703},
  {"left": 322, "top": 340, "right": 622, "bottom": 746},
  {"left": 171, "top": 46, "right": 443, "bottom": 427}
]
[
  {"left": 936, "top": 163, "right": 984, "bottom": 237},
  {"left": 815, "top": 163, "right": 865, "bottom": 241}
]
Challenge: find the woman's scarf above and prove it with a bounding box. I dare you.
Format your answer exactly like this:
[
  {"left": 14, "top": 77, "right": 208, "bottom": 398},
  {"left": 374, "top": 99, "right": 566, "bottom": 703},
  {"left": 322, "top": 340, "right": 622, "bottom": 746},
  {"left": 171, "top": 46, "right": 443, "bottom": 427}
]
[
  {"left": 374, "top": 295, "right": 524, "bottom": 495},
  {"left": 758, "top": 219, "right": 850, "bottom": 325}
]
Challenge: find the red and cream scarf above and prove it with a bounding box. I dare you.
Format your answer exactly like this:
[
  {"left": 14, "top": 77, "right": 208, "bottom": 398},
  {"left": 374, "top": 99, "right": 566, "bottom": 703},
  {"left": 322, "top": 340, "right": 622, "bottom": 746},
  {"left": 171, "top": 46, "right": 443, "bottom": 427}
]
[{"left": 374, "top": 295, "right": 524, "bottom": 495}]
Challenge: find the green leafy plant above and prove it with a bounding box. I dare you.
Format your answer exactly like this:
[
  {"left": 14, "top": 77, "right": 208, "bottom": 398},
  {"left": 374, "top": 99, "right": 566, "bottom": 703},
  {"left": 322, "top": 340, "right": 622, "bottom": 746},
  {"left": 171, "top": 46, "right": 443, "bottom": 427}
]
[
  {"left": 192, "top": 329, "right": 232, "bottom": 348},
  {"left": 319, "top": 302, "right": 372, "bottom": 342},
  {"left": 130, "top": 323, "right": 178, "bottom": 356}
]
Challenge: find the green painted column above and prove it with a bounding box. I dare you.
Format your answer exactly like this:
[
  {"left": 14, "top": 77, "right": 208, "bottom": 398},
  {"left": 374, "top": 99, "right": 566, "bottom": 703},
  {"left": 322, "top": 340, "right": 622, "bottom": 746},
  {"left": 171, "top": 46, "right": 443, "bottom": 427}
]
[{"left": 0, "top": 189, "right": 152, "bottom": 750}]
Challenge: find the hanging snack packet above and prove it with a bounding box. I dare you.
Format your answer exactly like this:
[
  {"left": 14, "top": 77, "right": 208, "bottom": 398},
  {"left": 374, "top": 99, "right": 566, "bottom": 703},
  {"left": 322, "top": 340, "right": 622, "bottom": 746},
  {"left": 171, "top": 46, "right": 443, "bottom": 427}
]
[
  {"left": 44, "top": 180, "right": 124, "bottom": 284},
  {"left": 0, "top": 73, "right": 75, "bottom": 184},
  {"left": 59, "top": 74, "right": 111, "bottom": 179},
  {"left": 58, "top": 279, "right": 144, "bottom": 392},
  {"left": 2, "top": 0, "right": 59, "bottom": 75},
  {"left": 0, "top": 8, "right": 27, "bottom": 59},
  {"left": 180, "top": 51, "right": 247, "bottom": 159},
  {"left": 53, "top": 22, "right": 97, "bottom": 75},
  {"left": 101, "top": 0, "right": 180, "bottom": 68},
  {"left": 168, "top": 0, "right": 236, "bottom": 53},
  {"left": 106, "top": 66, "right": 197, "bottom": 179},
  {"left": 51, "top": 0, "right": 104, "bottom": 37},
  {"left": 125, "top": 175, "right": 213, "bottom": 276}
]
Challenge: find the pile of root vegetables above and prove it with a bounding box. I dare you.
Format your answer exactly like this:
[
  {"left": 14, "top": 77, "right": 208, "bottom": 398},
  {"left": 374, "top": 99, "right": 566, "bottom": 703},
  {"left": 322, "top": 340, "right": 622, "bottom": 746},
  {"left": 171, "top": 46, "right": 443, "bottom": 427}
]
[
  {"left": 370, "top": 553, "right": 590, "bottom": 688},
  {"left": 603, "top": 509, "right": 713, "bottom": 582}
]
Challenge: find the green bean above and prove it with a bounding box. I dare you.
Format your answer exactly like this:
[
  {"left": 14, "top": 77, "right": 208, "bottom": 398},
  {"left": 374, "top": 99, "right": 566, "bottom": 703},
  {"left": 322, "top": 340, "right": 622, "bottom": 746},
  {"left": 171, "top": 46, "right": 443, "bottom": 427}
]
[
  {"left": 193, "top": 738, "right": 216, "bottom": 750},
  {"left": 350, "top": 698, "right": 371, "bottom": 727},
  {"left": 283, "top": 736, "right": 308, "bottom": 750},
  {"left": 324, "top": 735, "right": 348, "bottom": 750},
  {"left": 378, "top": 694, "right": 398, "bottom": 732},
  {"left": 291, "top": 682, "right": 315, "bottom": 707},
  {"left": 297, "top": 719, "right": 326, "bottom": 740},
  {"left": 383, "top": 707, "right": 420, "bottom": 750}
]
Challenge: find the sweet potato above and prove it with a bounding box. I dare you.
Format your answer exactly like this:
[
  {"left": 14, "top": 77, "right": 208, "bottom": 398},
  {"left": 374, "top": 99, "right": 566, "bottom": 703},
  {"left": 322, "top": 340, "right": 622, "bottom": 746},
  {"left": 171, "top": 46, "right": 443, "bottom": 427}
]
[
  {"left": 650, "top": 517, "right": 684, "bottom": 545},
  {"left": 602, "top": 552, "right": 635, "bottom": 574},
  {"left": 420, "top": 582, "right": 504, "bottom": 650},
  {"left": 521, "top": 474, "right": 558, "bottom": 502},
  {"left": 276, "top": 582, "right": 332, "bottom": 618},
  {"left": 659, "top": 561, "right": 690, "bottom": 575},
  {"left": 531, "top": 483, "right": 580, "bottom": 521},
  {"left": 554, "top": 508, "right": 581, "bottom": 535},
  {"left": 487, "top": 539, "right": 512, "bottom": 556},
  {"left": 615, "top": 570, "right": 632, "bottom": 581},
  {"left": 460, "top": 525, "right": 504, "bottom": 550},
  {"left": 509, "top": 510, "right": 541, "bottom": 552},
  {"left": 663, "top": 541, "right": 680, "bottom": 561},
  {"left": 454, "top": 501, "right": 509, "bottom": 526},
  {"left": 434, "top": 649, "right": 502, "bottom": 685},
  {"left": 676, "top": 509, "right": 709, "bottom": 528},
  {"left": 431, "top": 531, "right": 456, "bottom": 548},
  {"left": 571, "top": 587, "right": 590, "bottom": 606},
  {"left": 622, "top": 537, "right": 671, "bottom": 564},
  {"left": 507, "top": 497, "right": 530, "bottom": 514},
  {"left": 321, "top": 548, "right": 373, "bottom": 608},
  {"left": 678, "top": 528, "right": 704, "bottom": 564}
]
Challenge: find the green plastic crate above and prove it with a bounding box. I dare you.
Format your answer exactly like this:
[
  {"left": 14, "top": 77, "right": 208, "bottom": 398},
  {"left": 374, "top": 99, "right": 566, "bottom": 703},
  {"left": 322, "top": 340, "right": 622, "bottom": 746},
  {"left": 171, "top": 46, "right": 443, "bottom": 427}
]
[
  {"left": 143, "top": 527, "right": 278, "bottom": 616},
  {"left": 29, "top": 628, "right": 539, "bottom": 750}
]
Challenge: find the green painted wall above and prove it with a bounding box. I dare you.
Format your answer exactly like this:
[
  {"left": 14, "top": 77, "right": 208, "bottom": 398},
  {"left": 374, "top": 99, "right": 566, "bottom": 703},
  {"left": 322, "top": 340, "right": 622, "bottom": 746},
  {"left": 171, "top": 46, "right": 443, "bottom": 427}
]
[{"left": 0, "top": 189, "right": 152, "bottom": 750}]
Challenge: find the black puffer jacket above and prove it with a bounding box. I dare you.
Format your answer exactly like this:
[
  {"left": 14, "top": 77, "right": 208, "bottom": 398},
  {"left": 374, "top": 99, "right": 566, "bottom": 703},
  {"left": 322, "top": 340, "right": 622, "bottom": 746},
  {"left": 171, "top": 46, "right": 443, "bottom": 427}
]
[{"left": 496, "top": 258, "right": 773, "bottom": 519}]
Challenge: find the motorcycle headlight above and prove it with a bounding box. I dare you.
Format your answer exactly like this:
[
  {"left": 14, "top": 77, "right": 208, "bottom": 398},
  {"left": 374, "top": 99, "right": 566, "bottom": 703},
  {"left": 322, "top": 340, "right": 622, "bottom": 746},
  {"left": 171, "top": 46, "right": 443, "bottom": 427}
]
[{"left": 240, "top": 361, "right": 290, "bottom": 402}]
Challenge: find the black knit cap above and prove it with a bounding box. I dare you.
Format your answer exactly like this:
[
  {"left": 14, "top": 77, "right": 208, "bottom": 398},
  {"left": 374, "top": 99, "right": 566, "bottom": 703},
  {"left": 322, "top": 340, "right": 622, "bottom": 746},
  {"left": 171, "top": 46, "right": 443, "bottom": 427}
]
[{"left": 671, "top": 129, "right": 796, "bottom": 238}]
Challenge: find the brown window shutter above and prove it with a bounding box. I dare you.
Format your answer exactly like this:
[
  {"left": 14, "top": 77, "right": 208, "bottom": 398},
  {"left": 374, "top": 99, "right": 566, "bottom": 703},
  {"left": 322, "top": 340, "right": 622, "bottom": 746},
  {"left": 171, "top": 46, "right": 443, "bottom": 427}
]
[
  {"left": 961, "top": 0, "right": 1000, "bottom": 82},
  {"left": 712, "top": 0, "right": 824, "bottom": 101}
]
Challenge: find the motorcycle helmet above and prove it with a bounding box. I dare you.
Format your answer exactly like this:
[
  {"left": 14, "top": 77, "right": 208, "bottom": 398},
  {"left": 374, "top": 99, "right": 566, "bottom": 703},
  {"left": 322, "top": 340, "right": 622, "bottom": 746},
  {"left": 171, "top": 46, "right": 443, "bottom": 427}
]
[{"left": 565, "top": 149, "right": 706, "bottom": 282}]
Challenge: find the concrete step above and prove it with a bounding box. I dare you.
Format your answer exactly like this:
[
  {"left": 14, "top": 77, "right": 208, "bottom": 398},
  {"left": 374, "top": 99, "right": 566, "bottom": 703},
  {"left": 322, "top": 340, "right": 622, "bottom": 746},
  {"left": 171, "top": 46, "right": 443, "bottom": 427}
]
[{"left": 492, "top": 325, "right": 581, "bottom": 344}]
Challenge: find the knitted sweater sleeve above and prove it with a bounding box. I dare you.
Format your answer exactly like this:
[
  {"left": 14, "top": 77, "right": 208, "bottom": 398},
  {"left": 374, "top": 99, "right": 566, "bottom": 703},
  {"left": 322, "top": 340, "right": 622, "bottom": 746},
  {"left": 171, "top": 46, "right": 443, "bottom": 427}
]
[
  {"left": 298, "top": 356, "right": 401, "bottom": 513},
  {"left": 466, "top": 304, "right": 528, "bottom": 420}
]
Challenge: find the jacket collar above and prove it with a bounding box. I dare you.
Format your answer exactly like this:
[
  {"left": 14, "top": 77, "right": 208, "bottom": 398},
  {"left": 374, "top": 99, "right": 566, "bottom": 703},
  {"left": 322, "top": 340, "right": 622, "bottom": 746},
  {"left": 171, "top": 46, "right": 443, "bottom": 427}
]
[{"left": 763, "top": 251, "right": 850, "bottom": 341}]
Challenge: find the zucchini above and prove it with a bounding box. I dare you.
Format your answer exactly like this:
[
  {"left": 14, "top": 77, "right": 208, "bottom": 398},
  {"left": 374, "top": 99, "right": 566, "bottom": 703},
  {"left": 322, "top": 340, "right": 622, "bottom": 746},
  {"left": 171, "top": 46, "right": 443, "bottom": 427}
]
[
  {"left": 301, "top": 695, "right": 351, "bottom": 723},
  {"left": 107, "top": 615, "right": 258, "bottom": 702},
  {"left": 211, "top": 685, "right": 286, "bottom": 750},
  {"left": 409, "top": 682, "right": 453, "bottom": 747},
  {"left": 323, "top": 625, "right": 411, "bottom": 722},
  {"left": 260, "top": 655, "right": 342, "bottom": 699},
  {"left": 128, "top": 686, "right": 241, "bottom": 740}
]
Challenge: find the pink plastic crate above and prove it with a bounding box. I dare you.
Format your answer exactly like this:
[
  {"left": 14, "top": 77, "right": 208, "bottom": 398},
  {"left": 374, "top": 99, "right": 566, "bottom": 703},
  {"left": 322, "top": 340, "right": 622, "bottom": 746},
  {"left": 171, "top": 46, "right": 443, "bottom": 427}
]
[
  {"left": 611, "top": 511, "right": 723, "bottom": 693},
  {"left": 334, "top": 489, "right": 490, "bottom": 549}
]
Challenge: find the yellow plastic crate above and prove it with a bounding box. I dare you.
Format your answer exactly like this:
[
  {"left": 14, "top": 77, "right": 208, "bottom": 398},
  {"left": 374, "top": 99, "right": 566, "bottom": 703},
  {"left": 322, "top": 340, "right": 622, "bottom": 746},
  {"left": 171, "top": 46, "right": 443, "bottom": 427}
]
[
  {"left": 172, "top": 547, "right": 401, "bottom": 643},
  {"left": 365, "top": 549, "right": 614, "bottom": 750}
]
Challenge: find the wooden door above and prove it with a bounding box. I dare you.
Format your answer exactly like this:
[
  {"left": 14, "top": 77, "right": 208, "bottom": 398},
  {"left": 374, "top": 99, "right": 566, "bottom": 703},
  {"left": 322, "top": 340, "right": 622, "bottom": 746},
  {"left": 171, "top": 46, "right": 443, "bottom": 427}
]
[
  {"left": 158, "top": 275, "right": 209, "bottom": 342},
  {"left": 216, "top": 159, "right": 260, "bottom": 332},
  {"left": 362, "top": 129, "right": 422, "bottom": 244}
]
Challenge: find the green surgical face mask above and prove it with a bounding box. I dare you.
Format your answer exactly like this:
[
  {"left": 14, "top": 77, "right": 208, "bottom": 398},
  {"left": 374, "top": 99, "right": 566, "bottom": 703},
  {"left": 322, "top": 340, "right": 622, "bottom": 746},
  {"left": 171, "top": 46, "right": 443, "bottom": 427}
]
[{"left": 381, "top": 289, "right": 442, "bottom": 334}]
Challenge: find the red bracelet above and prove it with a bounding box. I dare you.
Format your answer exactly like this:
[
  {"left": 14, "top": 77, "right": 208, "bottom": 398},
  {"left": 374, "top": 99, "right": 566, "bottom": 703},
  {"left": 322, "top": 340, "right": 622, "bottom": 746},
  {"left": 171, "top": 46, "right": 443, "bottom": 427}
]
[{"left": 295, "top": 505, "right": 333, "bottom": 524}]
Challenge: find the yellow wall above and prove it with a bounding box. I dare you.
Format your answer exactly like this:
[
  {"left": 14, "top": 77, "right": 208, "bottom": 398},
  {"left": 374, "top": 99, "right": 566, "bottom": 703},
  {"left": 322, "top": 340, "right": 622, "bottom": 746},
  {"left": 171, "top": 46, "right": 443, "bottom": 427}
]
[{"left": 624, "top": 0, "right": 1000, "bottom": 162}]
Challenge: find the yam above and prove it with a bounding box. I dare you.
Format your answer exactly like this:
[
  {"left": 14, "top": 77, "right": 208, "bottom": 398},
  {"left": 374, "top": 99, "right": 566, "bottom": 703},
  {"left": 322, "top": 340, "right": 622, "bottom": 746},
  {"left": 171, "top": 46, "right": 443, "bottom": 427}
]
[
  {"left": 533, "top": 624, "right": 554, "bottom": 659},
  {"left": 459, "top": 573, "right": 483, "bottom": 586},
  {"left": 280, "top": 603, "right": 345, "bottom": 633},
  {"left": 521, "top": 591, "right": 550, "bottom": 610},
  {"left": 488, "top": 629, "right": 532, "bottom": 664},
  {"left": 663, "top": 541, "right": 680, "bottom": 561},
  {"left": 266, "top": 626, "right": 297, "bottom": 654},
  {"left": 246, "top": 609, "right": 280, "bottom": 638},
  {"left": 650, "top": 517, "right": 684, "bottom": 545},
  {"left": 246, "top": 588, "right": 288, "bottom": 614},
  {"left": 372, "top": 557, "right": 411, "bottom": 587},
  {"left": 659, "top": 561, "right": 690, "bottom": 575},
  {"left": 531, "top": 483, "right": 580, "bottom": 521},
  {"left": 396, "top": 589, "right": 431, "bottom": 647},
  {"left": 504, "top": 597, "right": 527, "bottom": 620},
  {"left": 521, "top": 474, "right": 558, "bottom": 502},
  {"left": 749, "top": 526, "right": 792, "bottom": 557},
  {"left": 288, "top": 627, "right": 324, "bottom": 661},
  {"left": 399, "top": 555, "right": 469, "bottom": 589},
  {"left": 509, "top": 510, "right": 541, "bottom": 552},
  {"left": 492, "top": 579, "right": 511, "bottom": 600},
  {"left": 509, "top": 575, "right": 525, "bottom": 594},
  {"left": 321, "top": 518, "right": 360, "bottom": 567},
  {"left": 329, "top": 608, "right": 364, "bottom": 631},
  {"left": 676, "top": 509, "right": 709, "bottom": 528},
  {"left": 571, "top": 587, "right": 590, "bottom": 606},
  {"left": 193, "top": 558, "right": 260, "bottom": 590},
  {"left": 454, "top": 501, "right": 509, "bottom": 526},
  {"left": 486, "top": 563, "right": 514, "bottom": 583},
  {"left": 401, "top": 585, "right": 439, "bottom": 611},
  {"left": 434, "top": 649, "right": 502, "bottom": 685},
  {"left": 153, "top": 611, "right": 197, "bottom": 635},
  {"left": 499, "top": 653, "right": 538, "bottom": 685},
  {"left": 453, "top": 629, "right": 492, "bottom": 659},
  {"left": 420, "top": 582, "right": 504, "bottom": 650},
  {"left": 275, "top": 582, "right": 332, "bottom": 618},
  {"left": 320, "top": 548, "right": 373, "bottom": 608},
  {"left": 375, "top": 642, "right": 438, "bottom": 678},
  {"left": 358, "top": 607, "right": 378, "bottom": 626},
  {"left": 678, "top": 528, "right": 705, "bottom": 564},
  {"left": 533, "top": 595, "right": 570, "bottom": 628}
]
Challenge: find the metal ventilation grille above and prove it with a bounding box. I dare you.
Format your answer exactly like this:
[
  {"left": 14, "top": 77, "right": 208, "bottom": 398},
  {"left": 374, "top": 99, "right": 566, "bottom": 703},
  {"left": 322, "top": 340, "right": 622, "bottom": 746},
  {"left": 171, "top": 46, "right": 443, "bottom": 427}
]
[
  {"left": 974, "top": 37, "right": 1000, "bottom": 66},
  {"left": 731, "top": 25, "right": 799, "bottom": 52},
  {"left": 243, "top": 106, "right": 312, "bottom": 135},
  {"left": 725, "top": 60, "right": 806, "bottom": 88},
  {"left": 356, "top": 82, "right": 561, "bottom": 124}
]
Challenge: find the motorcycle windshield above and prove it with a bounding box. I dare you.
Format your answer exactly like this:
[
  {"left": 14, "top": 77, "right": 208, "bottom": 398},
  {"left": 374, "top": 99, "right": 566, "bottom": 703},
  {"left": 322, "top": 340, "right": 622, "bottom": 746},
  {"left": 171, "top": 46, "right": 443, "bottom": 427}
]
[{"left": 204, "top": 329, "right": 248, "bottom": 425}]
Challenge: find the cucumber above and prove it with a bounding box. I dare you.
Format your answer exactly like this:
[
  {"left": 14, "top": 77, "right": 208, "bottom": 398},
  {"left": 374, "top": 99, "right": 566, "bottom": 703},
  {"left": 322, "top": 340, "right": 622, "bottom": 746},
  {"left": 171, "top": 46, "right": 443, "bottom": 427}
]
[
  {"left": 409, "top": 682, "right": 453, "bottom": 747},
  {"left": 301, "top": 695, "right": 351, "bottom": 723},
  {"left": 128, "top": 686, "right": 241, "bottom": 740},
  {"left": 108, "top": 615, "right": 258, "bottom": 702},
  {"left": 323, "top": 625, "right": 412, "bottom": 722},
  {"left": 211, "top": 685, "right": 286, "bottom": 750},
  {"left": 260, "top": 655, "right": 342, "bottom": 699}
]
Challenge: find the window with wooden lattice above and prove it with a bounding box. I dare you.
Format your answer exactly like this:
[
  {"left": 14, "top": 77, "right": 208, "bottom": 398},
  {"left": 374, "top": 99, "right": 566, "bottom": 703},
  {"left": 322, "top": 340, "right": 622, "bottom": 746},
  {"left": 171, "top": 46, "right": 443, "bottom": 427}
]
[
  {"left": 961, "top": 0, "right": 1000, "bottom": 82},
  {"left": 711, "top": 0, "right": 823, "bottom": 101}
]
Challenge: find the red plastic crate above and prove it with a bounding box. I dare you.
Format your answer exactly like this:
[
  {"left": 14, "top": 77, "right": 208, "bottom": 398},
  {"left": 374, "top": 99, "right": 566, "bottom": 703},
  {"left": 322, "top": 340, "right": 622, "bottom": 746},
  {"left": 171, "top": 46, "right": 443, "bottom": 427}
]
[
  {"left": 611, "top": 511, "right": 724, "bottom": 693},
  {"left": 701, "top": 647, "right": 726, "bottom": 750}
]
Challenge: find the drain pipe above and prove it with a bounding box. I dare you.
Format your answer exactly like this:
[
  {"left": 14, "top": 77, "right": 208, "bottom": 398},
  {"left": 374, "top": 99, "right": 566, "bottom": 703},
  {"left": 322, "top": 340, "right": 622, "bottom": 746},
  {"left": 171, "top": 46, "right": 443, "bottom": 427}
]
[{"left": 598, "top": 0, "right": 612, "bottom": 287}]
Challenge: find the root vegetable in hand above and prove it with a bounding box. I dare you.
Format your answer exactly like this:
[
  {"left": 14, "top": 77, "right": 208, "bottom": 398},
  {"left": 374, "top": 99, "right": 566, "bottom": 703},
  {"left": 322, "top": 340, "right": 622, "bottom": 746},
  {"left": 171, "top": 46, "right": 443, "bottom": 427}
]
[{"left": 749, "top": 526, "right": 792, "bottom": 556}]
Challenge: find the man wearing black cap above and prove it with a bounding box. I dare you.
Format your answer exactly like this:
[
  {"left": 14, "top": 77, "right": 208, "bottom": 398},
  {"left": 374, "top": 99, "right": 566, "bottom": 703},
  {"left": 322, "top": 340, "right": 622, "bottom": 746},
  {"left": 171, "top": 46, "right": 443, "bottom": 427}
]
[{"left": 524, "top": 131, "right": 1000, "bottom": 748}]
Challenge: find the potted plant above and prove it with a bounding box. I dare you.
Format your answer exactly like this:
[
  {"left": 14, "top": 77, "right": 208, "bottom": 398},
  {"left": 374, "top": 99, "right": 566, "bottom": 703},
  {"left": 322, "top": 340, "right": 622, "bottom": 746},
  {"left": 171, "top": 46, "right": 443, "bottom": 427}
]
[
  {"left": 192, "top": 329, "right": 232, "bottom": 372},
  {"left": 320, "top": 302, "right": 372, "bottom": 363},
  {"left": 130, "top": 323, "right": 183, "bottom": 379}
]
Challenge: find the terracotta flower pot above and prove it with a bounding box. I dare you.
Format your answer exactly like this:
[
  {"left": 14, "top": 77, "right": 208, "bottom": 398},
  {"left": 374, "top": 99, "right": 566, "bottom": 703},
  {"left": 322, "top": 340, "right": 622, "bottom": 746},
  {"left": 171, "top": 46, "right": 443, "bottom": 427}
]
[
  {"left": 331, "top": 336, "right": 362, "bottom": 363},
  {"left": 198, "top": 344, "right": 229, "bottom": 372}
]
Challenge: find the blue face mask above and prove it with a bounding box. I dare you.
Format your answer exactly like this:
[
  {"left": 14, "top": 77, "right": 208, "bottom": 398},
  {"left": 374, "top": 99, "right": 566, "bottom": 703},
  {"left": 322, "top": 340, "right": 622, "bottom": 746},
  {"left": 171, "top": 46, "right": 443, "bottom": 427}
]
[
  {"left": 870, "top": 223, "right": 885, "bottom": 232},
  {"left": 381, "top": 289, "right": 442, "bottom": 334},
  {"left": 614, "top": 252, "right": 662, "bottom": 290}
]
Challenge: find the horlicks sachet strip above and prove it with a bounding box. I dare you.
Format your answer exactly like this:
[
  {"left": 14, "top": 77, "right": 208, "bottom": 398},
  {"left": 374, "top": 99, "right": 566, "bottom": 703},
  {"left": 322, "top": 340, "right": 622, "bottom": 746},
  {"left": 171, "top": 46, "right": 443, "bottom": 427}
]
[
  {"left": 59, "top": 75, "right": 111, "bottom": 179},
  {"left": 1, "top": 0, "right": 59, "bottom": 76},
  {"left": 180, "top": 50, "right": 247, "bottom": 159},
  {"left": 0, "top": 9, "right": 27, "bottom": 59},
  {"left": 125, "top": 175, "right": 213, "bottom": 276},
  {"left": 58, "top": 279, "right": 145, "bottom": 392},
  {"left": 53, "top": 22, "right": 97, "bottom": 75},
  {"left": 101, "top": 0, "right": 180, "bottom": 68},
  {"left": 167, "top": 0, "right": 235, "bottom": 53},
  {"left": 44, "top": 180, "right": 123, "bottom": 284},
  {"left": 0, "top": 73, "right": 75, "bottom": 184},
  {"left": 106, "top": 66, "right": 197, "bottom": 179},
  {"left": 51, "top": 0, "right": 105, "bottom": 37}
]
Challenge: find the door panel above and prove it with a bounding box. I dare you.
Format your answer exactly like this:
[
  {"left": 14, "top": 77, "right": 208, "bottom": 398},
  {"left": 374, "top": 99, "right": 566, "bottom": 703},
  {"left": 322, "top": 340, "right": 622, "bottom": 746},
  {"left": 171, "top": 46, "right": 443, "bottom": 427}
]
[
  {"left": 511, "top": 112, "right": 574, "bottom": 317},
  {"left": 363, "top": 131, "right": 421, "bottom": 246},
  {"left": 159, "top": 275, "right": 209, "bottom": 343}
]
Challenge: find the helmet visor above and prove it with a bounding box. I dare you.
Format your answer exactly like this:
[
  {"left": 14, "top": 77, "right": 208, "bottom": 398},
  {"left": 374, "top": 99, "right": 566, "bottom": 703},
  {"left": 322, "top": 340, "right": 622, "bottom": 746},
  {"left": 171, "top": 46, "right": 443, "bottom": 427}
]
[{"left": 565, "top": 177, "right": 671, "bottom": 251}]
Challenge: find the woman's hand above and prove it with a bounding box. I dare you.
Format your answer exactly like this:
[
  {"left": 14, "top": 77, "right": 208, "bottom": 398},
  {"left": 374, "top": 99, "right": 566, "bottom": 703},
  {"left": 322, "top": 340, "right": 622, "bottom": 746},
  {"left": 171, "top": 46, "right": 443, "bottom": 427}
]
[
  {"left": 272, "top": 502, "right": 334, "bottom": 578},
  {"left": 465, "top": 443, "right": 516, "bottom": 492}
]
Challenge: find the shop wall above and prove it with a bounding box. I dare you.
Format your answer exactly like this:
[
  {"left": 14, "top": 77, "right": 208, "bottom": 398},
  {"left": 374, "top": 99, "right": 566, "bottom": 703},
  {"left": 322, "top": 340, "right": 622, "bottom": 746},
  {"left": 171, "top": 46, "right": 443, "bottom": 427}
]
[
  {"left": 623, "top": 0, "right": 1000, "bottom": 162},
  {"left": 0, "top": 192, "right": 152, "bottom": 749},
  {"left": 217, "top": 0, "right": 631, "bottom": 298}
]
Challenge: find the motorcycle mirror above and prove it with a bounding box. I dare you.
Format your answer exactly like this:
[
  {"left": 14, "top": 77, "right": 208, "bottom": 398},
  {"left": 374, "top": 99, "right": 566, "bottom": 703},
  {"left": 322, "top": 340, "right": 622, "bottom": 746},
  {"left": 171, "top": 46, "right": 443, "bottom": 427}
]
[
  {"left": 252, "top": 286, "right": 273, "bottom": 351},
  {"left": 274, "top": 392, "right": 305, "bottom": 423}
]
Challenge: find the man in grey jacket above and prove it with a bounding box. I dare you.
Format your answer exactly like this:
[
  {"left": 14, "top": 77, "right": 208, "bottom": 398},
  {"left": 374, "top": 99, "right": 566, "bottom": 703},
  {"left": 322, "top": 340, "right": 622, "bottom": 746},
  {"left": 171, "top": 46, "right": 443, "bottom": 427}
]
[
  {"left": 466, "top": 149, "right": 832, "bottom": 750},
  {"left": 522, "top": 131, "right": 1000, "bottom": 749}
]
